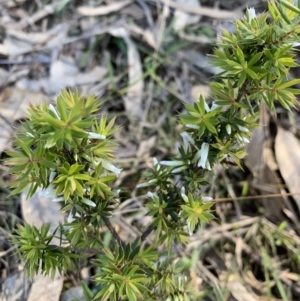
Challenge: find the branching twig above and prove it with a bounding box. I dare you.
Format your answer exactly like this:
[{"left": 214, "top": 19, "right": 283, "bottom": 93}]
[
  {"left": 141, "top": 225, "right": 154, "bottom": 242},
  {"left": 103, "top": 217, "right": 126, "bottom": 249}
]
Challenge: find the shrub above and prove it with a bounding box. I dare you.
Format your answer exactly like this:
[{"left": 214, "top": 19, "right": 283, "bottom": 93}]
[{"left": 6, "top": 1, "right": 300, "bottom": 300}]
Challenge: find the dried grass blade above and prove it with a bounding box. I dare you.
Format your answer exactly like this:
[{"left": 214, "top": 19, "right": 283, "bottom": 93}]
[{"left": 78, "top": 0, "right": 133, "bottom": 16}]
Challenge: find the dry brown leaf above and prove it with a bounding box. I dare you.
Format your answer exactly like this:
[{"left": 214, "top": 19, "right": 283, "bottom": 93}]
[
  {"left": 226, "top": 274, "right": 259, "bottom": 301},
  {"left": 47, "top": 60, "right": 78, "bottom": 94},
  {"left": 137, "top": 136, "right": 156, "bottom": 158},
  {"left": 158, "top": 0, "right": 242, "bottom": 19},
  {"left": 172, "top": 0, "right": 202, "bottom": 31},
  {"left": 245, "top": 127, "right": 265, "bottom": 177},
  {"left": 75, "top": 66, "right": 108, "bottom": 85},
  {"left": 78, "top": 0, "right": 133, "bottom": 16},
  {"left": 191, "top": 85, "right": 211, "bottom": 102},
  {"left": 126, "top": 23, "right": 156, "bottom": 49},
  {"left": 0, "top": 38, "right": 34, "bottom": 56},
  {"left": 21, "top": 191, "right": 64, "bottom": 301},
  {"left": 17, "top": 61, "right": 107, "bottom": 95},
  {"left": 0, "top": 68, "right": 8, "bottom": 87},
  {"left": 245, "top": 126, "right": 284, "bottom": 221},
  {"left": 0, "top": 87, "right": 48, "bottom": 153},
  {"left": 275, "top": 127, "right": 300, "bottom": 211},
  {"left": 4, "top": 0, "right": 27, "bottom": 8},
  {"left": 15, "top": 3, "right": 59, "bottom": 29},
  {"left": 0, "top": 87, "right": 48, "bottom": 120},
  {"left": 0, "top": 23, "right": 68, "bottom": 56},
  {"left": 7, "top": 24, "right": 68, "bottom": 45},
  {"left": 235, "top": 237, "right": 244, "bottom": 269},
  {"left": 109, "top": 27, "right": 143, "bottom": 119},
  {"left": 45, "top": 23, "right": 69, "bottom": 49},
  {"left": 259, "top": 156, "right": 284, "bottom": 221},
  {"left": 122, "top": 3, "right": 144, "bottom": 19},
  {"left": 5, "top": 67, "right": 30, "bottom": 85}
]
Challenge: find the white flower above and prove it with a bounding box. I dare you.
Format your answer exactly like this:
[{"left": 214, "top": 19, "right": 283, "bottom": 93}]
[
  {"left": 226, "top": 124, "right": 232, "bottom": 135},
  {"left": 202, "top": 196, "right": 213, "bottom": 202},
  {"left": 186, "top": 124, "right": 200, "bottom": 129},
  {"left": 49, "top": 170, "right": 56, "bottom": 183},
  {"left": 237, "top": 125, "right": 249, "bottom": 132},
  {"left": 160, "top": 160, "right": 185, "bottom": 166},
  {"left": 204, "top": 101, "right": 210, "bottom": 112},
  {"left": 67, "top": 211, "right": 74, "bottom": 223},
  {"left": 95, "top": 159, "right": 122, "bottom": 176},
  {"left": 180, "top": 132, "right": 195, "bottom": 153},
  {"left": 236, "top": 133, "right": 250, "bottom": 144},
  {"left": 26, "top": 132, "right": 34, "bottom": 138},
  {"left": 86, "top": 132, "right": 106, "bottom": 140},
  {"left": 211, "top": 102, "right": 219, "bottom": 111},
  {"left": 147, "top": 191, "right": 155, "bottom": 199},
  {"left": 187, "top": 222, "right": 193, "bottom": 236},
  {"left": 242, "top": 136, "right": 250, "bottom": 143},
  {"left": 193, "top": 143, "right": 210, "bottom": 169},
  {"left": 180, "top": 187, "right": 188, "bottom": 202},
  {"left": 205, "top": 160, "right": 212, "bottom": 171},
  {"left": 247, "top": 7, "right": 256, "bottom": 21},
  {"left": 181, "top": 186, "right": 185, "bottom": 195},
  {"left": 177, "top": 276, "right": 187, "bottom": 290},
  {"left": 49, "top": 104, "right": 60, "bottom": 118},
  {"left": 204, "top": 101, "right": 219, "bottom": 112},
  {"left": 82, "top": 198, "right": 96, "bottom": 207},
  {"left": 136, "top": 179, "right": 157, "bottom": 188}
]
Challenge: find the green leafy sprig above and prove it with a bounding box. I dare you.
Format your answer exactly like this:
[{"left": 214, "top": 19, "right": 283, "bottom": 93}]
[{"left": 6, "top": 1, "right": 300, "bottom": 300}]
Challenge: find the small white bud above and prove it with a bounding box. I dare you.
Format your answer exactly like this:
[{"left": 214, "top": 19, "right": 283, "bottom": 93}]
[
  {"left": 202, "top": 196, "right": 213, "bottom": 202},
  {"left": 136, "top": 179, "right": 157, "bottom": 188},
  {"left": 160, "top": 160, "right": 185, "bottom": 166},
  {"left": 198, "top": 143, "right": 209, "bottom": 169},
  {"left": 180, "top": 187, "right": 188, "bottom": 202},
  {"left": 26, "top": 132, "right": 34, "bottom": 138},
  {"left": 86, "top": 132, "right": 106, "bottom": 140},
  {"left": 95, "top": 159, "right": 122, "bottom": 176},
  {"left": 247, "top": 7, "right": 256, "bottom": 21},
  {"left": 147, "top": 191, "right": 155, "bottom": 199},
  {"left": 67, "top": 211, "right": 74, "bottom": 223},
  {"left": 180, "top": 132, "right": 195, "bottom": 153},
  {"left": 49, "top": 104, "right": 60, "bottom": 118},
  {"left": 237, "top": 125, "right": 249, "bottom": 132},
  {"left": 226, "top": 124, "right": 232, "bottom": 135}
]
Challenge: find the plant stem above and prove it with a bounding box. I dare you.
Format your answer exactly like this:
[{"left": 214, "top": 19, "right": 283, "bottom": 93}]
[
  {"left": 103, "top": 217, "right": 126, "bottom": 249},
  {"left": 141, "top": 225, "right": 154, "bottom": 242}
]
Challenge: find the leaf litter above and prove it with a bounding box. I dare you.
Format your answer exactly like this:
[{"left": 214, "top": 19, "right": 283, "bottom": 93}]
[{"left": 0, "top": 0, "right": 300, "bottom": 300}]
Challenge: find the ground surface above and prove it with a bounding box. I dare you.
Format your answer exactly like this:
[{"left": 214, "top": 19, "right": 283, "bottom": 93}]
[{"left": 0, "top": 0, "right": 300, "bottom": 300}]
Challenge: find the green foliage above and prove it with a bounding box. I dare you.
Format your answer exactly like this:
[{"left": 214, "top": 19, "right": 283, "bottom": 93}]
[
  {"left": 13, "top": 223, "right": 77, "bottom": 279},
  {"left": 6, "top": 1, "right": 300, "bottom": 300}
]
